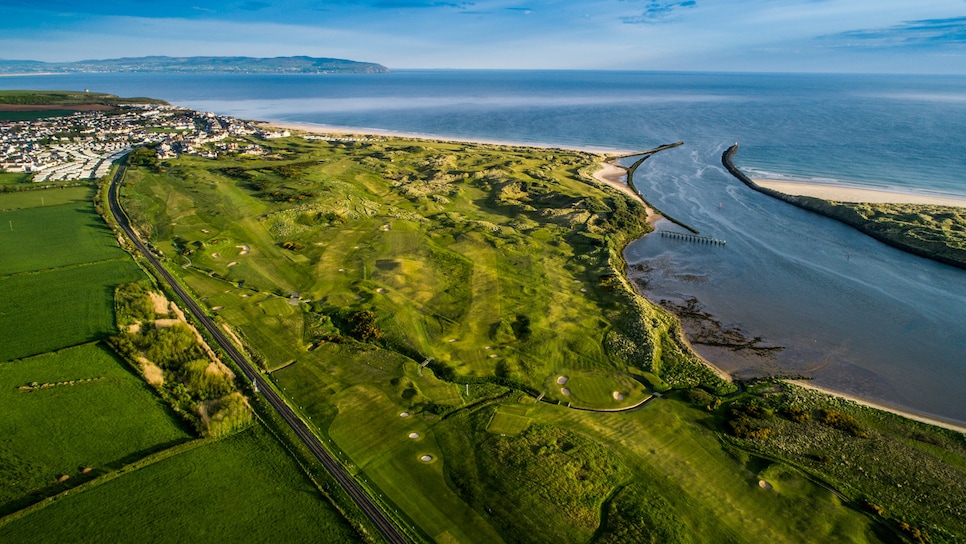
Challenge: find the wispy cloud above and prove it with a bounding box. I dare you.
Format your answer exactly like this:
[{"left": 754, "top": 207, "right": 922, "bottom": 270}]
[
  {"left": 823, "top": 16, "right": 966, "bottom": 48},
  {"left": 620, "top": 0, "right": 695, "bottom": 25}
]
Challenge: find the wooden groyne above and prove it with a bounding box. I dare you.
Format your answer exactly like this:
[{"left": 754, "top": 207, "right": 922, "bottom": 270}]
[
  {"left": 722, "top": 143, "right": 966, "bottom": 271},
  {"left": 660, "top": 230, "right": 726, "bottom": 245}
]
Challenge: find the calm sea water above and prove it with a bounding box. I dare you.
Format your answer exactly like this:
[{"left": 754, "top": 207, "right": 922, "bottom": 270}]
[{"left": 4, "top": 71, "right": 965, "bottom": 423}]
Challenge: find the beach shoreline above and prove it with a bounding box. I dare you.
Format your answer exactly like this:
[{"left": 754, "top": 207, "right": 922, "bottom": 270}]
[
  {"left": 258, "top": 121, "right": 634, "bottom": 155},
  {"left": 755, "top": 179, "right": 966, "bottom": 208},
  {"left": 262, "top": 122, "right": 963, "bottom": 432},
  {"left": 787, "top": 380, "right": 966, "bottom": 434}
]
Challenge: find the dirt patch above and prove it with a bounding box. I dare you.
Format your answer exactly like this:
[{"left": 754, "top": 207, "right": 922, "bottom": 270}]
[
  {"left": 137, "top": 357, "right": 164, "bottom": 386},
  {"left": 154, "top": 318, "right": 181, "bottom": 328},
  {"left": 148, "top": 291, "right": 170, "bottom": 316},
  {"left": 127, "top": 323, "right": 142, "bottom": 334}
]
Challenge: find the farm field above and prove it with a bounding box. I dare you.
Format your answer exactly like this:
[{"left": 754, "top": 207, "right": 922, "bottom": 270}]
[
  {"left": 0, "top": 258, "right": 144, "bottom": 361},
  {"left": 0, "top": 192, "right": 127, "bottom": 275},
  {"left": 118, "top": 132, "right": 966, "bottom": 543},
  {"left": 0, "top": 172, "right": 31, "bottom": 186},
  {"left": 0, "top": 343, "right": 191, "bottom": 515},
  {"left": 0, "top": 425, "right": 362, "bottom": 543}
]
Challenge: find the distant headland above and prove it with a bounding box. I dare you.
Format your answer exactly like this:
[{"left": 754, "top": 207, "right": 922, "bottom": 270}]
[{"left": 0, "top": 56, "right": 389, "bottom": 75}]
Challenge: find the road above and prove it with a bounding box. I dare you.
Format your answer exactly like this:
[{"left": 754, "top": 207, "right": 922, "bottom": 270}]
[{"left": 107, "top": 163, "right": 409, "bottom": 544}]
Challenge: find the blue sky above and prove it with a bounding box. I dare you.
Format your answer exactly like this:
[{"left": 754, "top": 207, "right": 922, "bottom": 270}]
[{"left": 1, "top": 1, "right": 965, "bottom": 72}]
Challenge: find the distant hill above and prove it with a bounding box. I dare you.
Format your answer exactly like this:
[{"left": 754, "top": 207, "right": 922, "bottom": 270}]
[{"left": 0, "top": 56, "right": 389, "bottom": 74}]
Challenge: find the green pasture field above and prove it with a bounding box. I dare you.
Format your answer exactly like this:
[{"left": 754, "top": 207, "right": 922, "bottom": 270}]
[
  {"left": 0, "top": 343, "right": 191, "bottom": 513},
  {"left": 0, "top": 259, "right": 145, "bottom": 362},
  {"left": 0, "top": 425, "right": 361, "bottom": 543},
  {"left": 0, "top": 185, "right": 93, "bottom": 210},
  {"left": 0, "top": 196, "right": 126, "bottom": 275},
  {"left": 0, "top": 172, "right": 32, "bottom": 186},
  {"left": 0, "top": 110, "right": 75, "bottom": 121}
]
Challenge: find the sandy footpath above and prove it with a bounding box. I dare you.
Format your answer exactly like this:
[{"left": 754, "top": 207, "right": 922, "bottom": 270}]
[
  {"left": 787, "top": 380, "right": 966, "bottom": 434},
  {"left": 756, "top": 179, "right": 966, "bottom": 208}
]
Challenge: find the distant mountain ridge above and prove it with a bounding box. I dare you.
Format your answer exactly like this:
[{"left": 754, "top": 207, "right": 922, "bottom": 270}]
[{"left": 0, "top": 56, "right": 389, "bottom": 74}]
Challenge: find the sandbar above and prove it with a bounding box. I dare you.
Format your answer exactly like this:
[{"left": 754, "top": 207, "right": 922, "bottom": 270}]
[{"left": 756, "top": 179, "right": 966, "bottom": 208}]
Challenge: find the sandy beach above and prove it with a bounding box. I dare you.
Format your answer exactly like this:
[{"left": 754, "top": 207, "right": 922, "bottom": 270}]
[
  {"left": 756, "top": 179, "right": 966, "bottom": 208},
  {"left": 591, "top": 162, "right": 662, "bottom": 226},
  {"left": 787, "top": 380, "right": 966, "bottom": 434}
]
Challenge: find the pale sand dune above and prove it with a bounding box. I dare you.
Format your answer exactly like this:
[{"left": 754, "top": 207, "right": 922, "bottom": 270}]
[{"left": 756, "top": 179, "right": 966, "bottom": 208}]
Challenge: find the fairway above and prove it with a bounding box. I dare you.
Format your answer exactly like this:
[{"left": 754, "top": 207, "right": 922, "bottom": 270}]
[
  {"left": 0, "top": 343, "right": 191, "bottom": 512},
  {"left": 0, "top": 426, "right": 361, "bottom": 543}
]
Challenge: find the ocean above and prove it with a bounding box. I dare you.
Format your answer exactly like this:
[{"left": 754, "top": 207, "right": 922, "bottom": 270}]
[{"left": 3, "top": 70, "right": 965, "bottom": 423}]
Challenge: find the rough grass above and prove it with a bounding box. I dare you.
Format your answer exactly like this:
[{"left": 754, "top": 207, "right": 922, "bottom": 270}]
[
  {"left": 0, "top": 425, "right": 361, "bottom": 543},
  {"left": 0, "top": 343, "right": 191, "bottom": 513},
  {"left": 533, "top": 398, "right": 883, "bottom": 543}
]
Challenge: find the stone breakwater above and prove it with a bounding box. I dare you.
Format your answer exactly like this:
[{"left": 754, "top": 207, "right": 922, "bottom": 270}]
[{"left": 721, "top": 144, "right": 966, "bottom": 271}]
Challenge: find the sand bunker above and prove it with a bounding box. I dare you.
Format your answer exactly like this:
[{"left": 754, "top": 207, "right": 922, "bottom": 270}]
[
  {"left": 399, "top": 412, "right": 410, "bottom": 418},
  {"left": 211, "top": 253, "right": 220, "bottom": 258},
  {"left": 419, "top": 455, "right": 434, "bottom": 463},
  {"left": 561, "top": 387, "right": 571, "bottom": 396},
  {"left": 758, "top": 480, "right": 773, "bottom": 490},
  {"left": 556, "top": 376, "right": 569, "bottom": 385},
  {"left": 408, "top": 432, "right": 420, "bottom": 439},
  {"left": 227, "top": 261, "right": 238, "bottom": 267},
  {"left": 612, "top": 391, "right": 625, "bottom": 401}
]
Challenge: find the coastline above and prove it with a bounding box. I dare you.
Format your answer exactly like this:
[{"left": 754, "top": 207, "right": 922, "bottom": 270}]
[
  {"left": 258, "top": 121, "right": 634, "bottom": 155},
  {"left": 787, "top": 380, "right": 966, "bottom": 434},
  {"left": 260, "top": 123, "right": 961, "bottom": 432},
  {"left": 591, "top": 162, "right": 663, "bottom": 227},
  {"left": 755, "top": 179, "right": 966, "bottom": 208}
]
